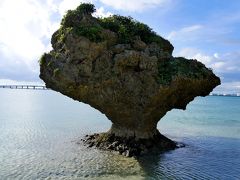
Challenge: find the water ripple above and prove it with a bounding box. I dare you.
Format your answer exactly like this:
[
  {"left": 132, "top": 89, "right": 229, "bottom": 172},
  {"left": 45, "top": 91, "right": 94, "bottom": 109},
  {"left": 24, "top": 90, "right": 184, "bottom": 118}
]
[{"left": 0, "top": 90, "right": 240, "bottom": 179}]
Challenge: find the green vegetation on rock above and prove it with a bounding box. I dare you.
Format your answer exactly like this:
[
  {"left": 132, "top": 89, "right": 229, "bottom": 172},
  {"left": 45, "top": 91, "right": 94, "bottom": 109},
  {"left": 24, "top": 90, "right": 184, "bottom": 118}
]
[
  {"left": 61, "top": 3, "right": 96, "bottom": 27},
  {"left": 55, "top": 3, "right": 173, "bottom": 51},
  {"left": 39, "top": 53, "right": 47, "bottom": 65},
  {"left": 99, "top": 15, "right": 170, "bottom": 48},
  {"left": 157, "top": 57, "right": 213, "bottom": 84},
  {"left": 74, "top": 25, "right": 103, "bottom": 42}
]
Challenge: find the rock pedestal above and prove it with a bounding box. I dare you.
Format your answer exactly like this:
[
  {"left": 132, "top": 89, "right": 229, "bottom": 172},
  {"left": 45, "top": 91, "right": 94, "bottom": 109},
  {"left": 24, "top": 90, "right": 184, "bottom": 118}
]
[{"left": 40, "top": 4, "right": 220, "bottom": 156}]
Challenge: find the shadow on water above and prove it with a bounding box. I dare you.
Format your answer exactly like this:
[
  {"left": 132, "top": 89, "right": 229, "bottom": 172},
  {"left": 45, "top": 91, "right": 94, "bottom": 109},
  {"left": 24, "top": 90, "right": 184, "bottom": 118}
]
[
  {"left": 134, "top": 136, "right": 240, "bottom": 179},
  {"left": 136, "top": 147, "right": 185, "bottom": 179},
  {"left": 138, "top": 154, "right": 167, "bottom": 179}
]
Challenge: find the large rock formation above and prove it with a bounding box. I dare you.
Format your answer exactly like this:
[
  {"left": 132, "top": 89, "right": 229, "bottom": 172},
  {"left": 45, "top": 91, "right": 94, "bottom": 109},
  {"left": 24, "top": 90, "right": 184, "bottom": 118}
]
[{"left": 40, "top": 4, "right": 220, "bottom": 156}]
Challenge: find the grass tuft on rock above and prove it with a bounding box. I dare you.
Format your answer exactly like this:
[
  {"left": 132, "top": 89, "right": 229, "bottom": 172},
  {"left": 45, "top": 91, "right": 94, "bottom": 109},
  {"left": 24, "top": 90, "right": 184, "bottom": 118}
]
[{"left": 55, "top": 3, "right": 173, "bottom": 51}]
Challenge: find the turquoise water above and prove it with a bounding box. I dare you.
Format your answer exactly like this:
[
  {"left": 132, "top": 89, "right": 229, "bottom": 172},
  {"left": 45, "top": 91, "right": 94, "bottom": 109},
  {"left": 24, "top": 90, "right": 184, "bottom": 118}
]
[{"left": 0, "top": 89, "right": 239, "bottom": 179}]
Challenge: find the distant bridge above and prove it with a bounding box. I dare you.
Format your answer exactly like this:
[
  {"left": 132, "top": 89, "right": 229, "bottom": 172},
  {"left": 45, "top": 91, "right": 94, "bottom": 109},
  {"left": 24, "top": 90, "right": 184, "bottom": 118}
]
[{"left": 0, "top": 85, "right": 48, "bottom": 90}]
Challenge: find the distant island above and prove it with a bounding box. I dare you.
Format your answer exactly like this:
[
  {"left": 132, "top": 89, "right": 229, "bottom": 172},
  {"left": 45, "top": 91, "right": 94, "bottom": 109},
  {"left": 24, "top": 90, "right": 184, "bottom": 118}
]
[{"left": 39, "top": 3, "right": 220, "bottom": 157}]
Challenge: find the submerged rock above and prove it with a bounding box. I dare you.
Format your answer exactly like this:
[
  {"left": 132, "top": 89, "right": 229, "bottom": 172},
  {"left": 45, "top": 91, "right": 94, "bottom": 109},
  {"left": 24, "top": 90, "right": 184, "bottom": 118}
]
[{"left": 39, "top": 3, "right": 220, "bottom": 156}]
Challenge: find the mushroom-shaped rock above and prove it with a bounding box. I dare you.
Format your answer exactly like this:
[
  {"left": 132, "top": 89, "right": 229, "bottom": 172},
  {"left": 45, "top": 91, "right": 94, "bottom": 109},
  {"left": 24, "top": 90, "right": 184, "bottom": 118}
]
[{"left": 39, "top": 3, "right": 220, "bottom": 156}]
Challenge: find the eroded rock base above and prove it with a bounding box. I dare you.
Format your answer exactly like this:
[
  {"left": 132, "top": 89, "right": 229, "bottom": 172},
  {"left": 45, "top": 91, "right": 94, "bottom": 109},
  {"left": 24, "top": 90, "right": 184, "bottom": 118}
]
[{"left": 81, "top": 131, "right": 181, "bottom": 157}]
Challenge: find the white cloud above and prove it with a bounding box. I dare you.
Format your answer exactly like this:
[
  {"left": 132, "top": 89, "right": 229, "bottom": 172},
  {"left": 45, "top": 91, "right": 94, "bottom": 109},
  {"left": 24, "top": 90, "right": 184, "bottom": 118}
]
[
  {"left": 167, "top": 25, "right": 202, "bottom": 40},
  {"left": 93, "top": 7, "right": 112, "bottom": 18},
  {"left": 214, "top": 53, "right": 219, "bottom": 58},
  {"left": 99, "top": 0, "right": 170, "bottom": 12},
  {"left": 58, "top": 0, "right": 93, "bottom": 15},
  {"left": 0, "top": 0, "right": 59, "bottom": 69},
  {"left": 181, "top": 25, "right": 203, "bottom": 32},
  {"left": 58, "top": 1, "right": 112, "bottom": 18},
  {"left": 46, "top": 0, "right": 59, "bottom": 12},
  {"left": 211, "top": 62, "right": 225, "bottom": 70},
  {"left": 214, "top": 81, "right": 240, "bottom": 94},
  {"left": 176, "top": 47, "right": 212, "bottom": 65},
  {"left": 217, "top": 52, "right": 240, "bottom": 72},
  {"left": 0, "top": 0, "right": 60, "bottom": 81}
]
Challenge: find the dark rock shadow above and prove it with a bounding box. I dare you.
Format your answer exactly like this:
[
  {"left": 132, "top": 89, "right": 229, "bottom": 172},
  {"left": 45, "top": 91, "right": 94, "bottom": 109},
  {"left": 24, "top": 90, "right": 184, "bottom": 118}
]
[{"left": 135, "top": 144, "right": 185, "bottom": 179}]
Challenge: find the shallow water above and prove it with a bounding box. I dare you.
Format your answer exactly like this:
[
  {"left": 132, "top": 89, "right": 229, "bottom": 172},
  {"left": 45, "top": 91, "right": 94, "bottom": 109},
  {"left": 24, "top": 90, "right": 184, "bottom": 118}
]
[{"left": 0, "top": 89, "right": 239, "bottom": 179}]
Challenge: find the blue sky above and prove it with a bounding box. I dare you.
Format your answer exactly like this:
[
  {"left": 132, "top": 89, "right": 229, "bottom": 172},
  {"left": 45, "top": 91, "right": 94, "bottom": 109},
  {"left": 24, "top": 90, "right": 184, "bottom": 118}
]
[{"left": 0, "top": 0, "right": 240, "bottom": 93}]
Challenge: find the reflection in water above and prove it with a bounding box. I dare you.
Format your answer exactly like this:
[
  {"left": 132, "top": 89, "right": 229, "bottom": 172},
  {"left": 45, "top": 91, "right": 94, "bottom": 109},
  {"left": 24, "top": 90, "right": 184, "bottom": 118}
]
[{"left": 0, "top": 89, "right": 240, "bottom": 179}]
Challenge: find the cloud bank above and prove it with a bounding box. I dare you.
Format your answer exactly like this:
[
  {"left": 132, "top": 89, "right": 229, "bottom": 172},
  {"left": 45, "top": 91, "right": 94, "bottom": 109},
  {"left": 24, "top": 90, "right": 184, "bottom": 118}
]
[{"left": 0, "top": 0, "right": 59, "bottom": 81}]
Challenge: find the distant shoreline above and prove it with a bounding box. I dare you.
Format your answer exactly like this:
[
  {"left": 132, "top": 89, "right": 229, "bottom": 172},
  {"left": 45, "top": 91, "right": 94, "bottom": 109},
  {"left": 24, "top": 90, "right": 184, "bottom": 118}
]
[
  {"left": 210, "top": 94, "right": 240, "bottom": 98},
  {"left": 0, "top": 87, "right": 239, "bottom": 98}
]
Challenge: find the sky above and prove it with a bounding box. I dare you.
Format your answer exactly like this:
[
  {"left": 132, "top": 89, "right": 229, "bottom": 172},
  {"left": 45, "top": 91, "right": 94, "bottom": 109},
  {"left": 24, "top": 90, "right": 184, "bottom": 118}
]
[{"left": 0, "top": 0, "right": 240, "bottom": 93}]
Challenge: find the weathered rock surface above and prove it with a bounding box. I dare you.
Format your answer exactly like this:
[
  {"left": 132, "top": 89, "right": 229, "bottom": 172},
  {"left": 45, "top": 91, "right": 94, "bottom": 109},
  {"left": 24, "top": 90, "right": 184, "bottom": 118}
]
[
  {"left": 80, "top": 132, "right": 179, "bottom": 157},
  {"left": 39, "top": 4, "right": 220, "bottom": 156}
]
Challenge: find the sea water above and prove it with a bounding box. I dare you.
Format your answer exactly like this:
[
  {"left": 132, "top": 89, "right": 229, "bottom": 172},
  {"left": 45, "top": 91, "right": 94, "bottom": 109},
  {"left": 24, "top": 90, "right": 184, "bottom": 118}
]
[{"left": 0, "top": 89, "right": 239, "bottom": 179}]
